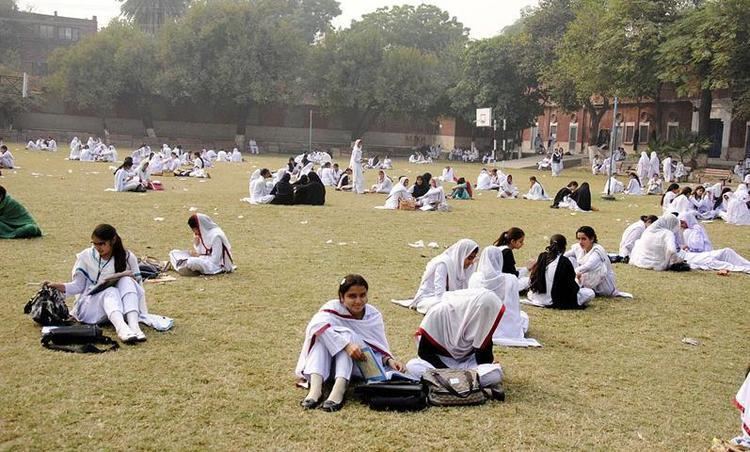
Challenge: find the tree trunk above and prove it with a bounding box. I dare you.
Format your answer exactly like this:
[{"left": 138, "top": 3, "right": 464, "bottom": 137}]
[
  {"left": 654, "top": 83, "right": 663, "bottom": 140},
  {"left": 586, "top": 98, "right": 608, "bottom": 146},
  {"left": 140, "top": 101, "right": 156, "bottom": 138},
  {"left": 698, "top": 88, "right": 712, "bottom": 138},
  {"left": 235, "top": 103, "right": 250, "bottom": 148}
]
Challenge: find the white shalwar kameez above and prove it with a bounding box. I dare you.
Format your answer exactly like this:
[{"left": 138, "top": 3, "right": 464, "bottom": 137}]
[
  {"left": 565, "top": 243, "right": 629, "bottom": 297},
  {"left": 295, "top": 300, "right": 396, "bottom": 383},
  {"left": 603, "top": 176, "right": 624, "bottom": 194},
  {"left": 527, "top": 255, "right": 595, "bottom": 308},
  {"left": 0, "top": 149, "right": 14, "bottom": 168},
  {"left": 439, "top": 167, "right": 455, "bottom": 183},
  {"left": 649, "top": 152, "right": 660, "bottom": 179},
  {"left": 468, "top": 247, "right": 539, "bottom": 347},
  {"left": 497, "top": 178, "right": 519, "bottom": 199},
  {"left": 730, "top": 373, "right": 750, "bottom": 448},
  {"left": 662, "top": 191, "right": 678, "bottom": 213},
  {"left": 662, "top": 156, "right": 673, "bottom": 182},
  {"left": 169, "top": 214, "right": 235, "bottom": 276},
  {"left": 392, "top": 239, "right": 479, "bottom": 314},
  {"left": 551, "top": 151, "right": 563, "bottom": 176},
  {"left": 636, "top": 152, "right": 650, "bottom": 182},
  {"left": 114, "top": 168, "right": 141, "bottom": 192},
  {"left": 624, "top": 178, "right": 642, "bottom": 195},
  {"left": 720, "top": 185, "right": 750, "bottom": 225},
  {"left": 476, "top": 170, "right": 491, "bottom": 190},
  {"left": 216, "top": 150, "right": 228, "bottom": 162},
  {"left": 405, "top": 288, "right": 504, "bottom": 387},
  {"left": 320, "top": 168, "right": 338, "bottom": 187},
  {"left": 69, "top": 137, "right": 81, "bottom": 160},
  {"left": 230, "top": 149, "right": 241, "bottom": 162},
  {"left": 375, "top": 177, "right": 410, "bottom": 210},
  {"left": 679, "top": 212, "right": 750, "bottom": 273},
  {"left": 523, "top": 182, "right": 550, "bottom": 200},
  {"left": 618, "top": 220, "right": 646, "bottom": 258},
  {"left": 245, "top": 171, "right": 274, "bottom": 205},
  {"left": 62, "top": 247, "right": 171, "bottom": 330},
  {"left": 629, "top": 215, "right": 680, "bottom": 271},
  {"left": 417, "top": 184, "right": 448, "bottom": 211},
  {"left": 349, "top": 140, "right": 364, "bottom": 194}
]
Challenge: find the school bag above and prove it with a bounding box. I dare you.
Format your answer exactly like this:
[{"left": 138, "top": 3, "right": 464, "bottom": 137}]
[
  {"left": 355, "top": 379, "right": 427, "bottom": 412},
  {"left": 421, "top": 369, "right": 488, "bottom": 407},
  {"left": 24, "top": 285, "right": 71, "bottom": 326},
  {"left": 41, "top": 325, "right": 119, "bottom": 354}
]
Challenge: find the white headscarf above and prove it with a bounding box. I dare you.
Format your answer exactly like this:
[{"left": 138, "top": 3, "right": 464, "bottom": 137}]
[
  {"left": 417, "top": 288, "right": 504, "bottom": 359},
  {"left": 387, "top": 176, "right": 409, "bottom": 197},
  {"left": 679, "top": 211, "right": 712, "bottom": 252},
  {"left": 432, "top": 239, "right": 479, "bottom": 291},
  {"left": 629, "top": 214, "right": 679, "bottom": 271},
  {"left": 193, "top": 213, "right": 234, "bottom": 272}
]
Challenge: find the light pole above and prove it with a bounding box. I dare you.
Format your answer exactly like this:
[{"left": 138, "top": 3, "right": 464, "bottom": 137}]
[{"left": 308, "top": 109, "right": 313, "bottom": 154}]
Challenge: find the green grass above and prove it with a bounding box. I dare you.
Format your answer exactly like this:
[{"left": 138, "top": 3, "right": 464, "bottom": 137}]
[{"left": 1, "top": 144, "right": 748, "bottom": 451}]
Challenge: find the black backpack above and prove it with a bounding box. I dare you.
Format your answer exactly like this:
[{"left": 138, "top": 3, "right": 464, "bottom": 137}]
[
  {"left": 41, "top": 325, "right": 119, "bottom": 353},
  {"left": 355, "top": 379, "right": 428, "bottom": 412},
  {"left": 24, "top": 286, "right": 71, "bottom": 326}
]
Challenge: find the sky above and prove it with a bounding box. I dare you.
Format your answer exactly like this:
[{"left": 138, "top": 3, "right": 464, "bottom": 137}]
[{"left": 18, "top": 0, "right": 540, "bottom": 39}]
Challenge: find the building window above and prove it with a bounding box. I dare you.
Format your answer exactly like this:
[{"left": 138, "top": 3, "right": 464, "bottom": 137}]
[
  {"left": 72, "top": 28, "right": 80, "bottom": 41},
  {"left": 549, "top": 123, "right": 558, "bottom": 140},
  {"left": 58, "top": 27, "right": 73, "bottom": 40},
  {"left": 624, "top": 123, "right": 635, "bottom": 144},
  {"left": 638, "top": 123, "right": 650, "bottom": 144},
  {"left": 39, "top": 24, "right": 55, "bottom": 39},
  {"left": 666, "top": 122, "right": 680, "bottom": 141}
]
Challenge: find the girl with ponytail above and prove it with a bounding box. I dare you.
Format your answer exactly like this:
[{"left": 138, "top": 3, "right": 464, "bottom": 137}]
[
  {"left": 528, "top": 234, "right": 594, "bottom": 309},
  {"left": 113, "top": 157, "right": 143, "bottom": 192},
  {"left": 493, "top": 227, "right": 531, "bottom": 289},
  {"left": 44, "top": 224, "right": 153, "bottom": 343}
]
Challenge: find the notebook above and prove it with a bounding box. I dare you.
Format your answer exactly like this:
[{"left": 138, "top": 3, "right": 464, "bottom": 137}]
[{"left": 354, "top": 346, "right": 387, "bottom": 382}]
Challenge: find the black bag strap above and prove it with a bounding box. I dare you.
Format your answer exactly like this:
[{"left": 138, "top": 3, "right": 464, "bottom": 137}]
[
  {"left": 430, "top": 371, "right": 476, "bottom": 399},
  {"left": 41, "top": 335, "right": 119, "bottom": 354}
]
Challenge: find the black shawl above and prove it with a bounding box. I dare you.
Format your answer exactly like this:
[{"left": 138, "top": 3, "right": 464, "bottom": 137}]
[
  {"left": 271, "top": 173, "right": 294, "bottom": 205},
  {"left": 294, "top": 173, "right": 326, "bottom": 205},
  {"left": 570, "top": 182, "right": 592, "bottom": 211}
]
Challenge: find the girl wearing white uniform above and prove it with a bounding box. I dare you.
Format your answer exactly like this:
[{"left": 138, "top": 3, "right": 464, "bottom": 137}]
[
  {"left": 636, "top": 152, "right": 650, "bottom": 182},
  {"left": 439, "top": 166, "right": 455, "bottom": 183},
  {"left": 349, "top": 139, "right": 364, "bottom": 194},
  {"left": 494, "top": 227, "right": 531, "bottom": 290},
  {"left": 720, "top": 184, "right": 750, "bottom": 225},
  {"left": 649, "top": 151, "right": 660, "bottom": 179},
  {"left": 668, "top": 187, "right": 694, "bottom": 215},
  {"left": 169, "top": 214, "right": 235, "bottom": 276},
  {"left": 392, "top": 239, "right": 479, "bottom": 314},
  {"left": 296, "top": 275, "right": 405, "bottom": 412},
  {"left": 404, "top": 288, "right": 505, "bottom": 396},
  {"left": 245, "top": 169, "right": 275, "bottom": 205},
  {"left": 476, "top": 169, "right": 491, "bottom": 190},
  {"left": 231, "top": 148, "right": 242, "bottom": 162},
  {"left": 189, "top": 152, "right": 208, "bottom": 178},
  {"left": 375, "top": 177, "right": 411, "bottom": 210},
  {"left": 565, "top": 226, "right": 631, "bottom": 297},
  {"left": 647, "top": 175, "right": 663, "bottom": 195},
  {"left": 497, "top": 174, "right": 519, "bottom": 199},
  {"left": 468, "top": 247, "right": 539, "bottom": 347},
  {"left": 79, "top": 146, "right": 93, "bottom": 162},
  {"left": 629, "top": 215, "right": 681, "bottom": 271},
  {"left": 113, "top": 157, "right": 142, "bottom": 192},
  {"left": 678, "top": 211, "right": 750, "bottom": 273},
  {"left": 617, "top": 215, "right": 658, "bottom": 260},
  {"left": 690, "top": 186, "right": 717, "bottom": 220},
  {"left": 528, "top": 234, "right": 595, "bottom": 308},
  {"left": 661, "top": 183, "right": 680, "bottom": 213},
  {"left": 523, "top": 176, "right": 550, "bottom": 200},
  {"left": 662, "top": 155, "right": 673, "bottom": 182},
  {"left": 44, "top": 225, "right": 152, "bottom": 343},
  {"left": 603, "top": 175, "right": 624, "bottom": 194},
  {"left": 0, "top": 146, "right": 14, "bottom": 169},
  {"left": 369, "top": 170, "right": 393, "bottom": 194},
  {"left": 148, "top": 153, "right": 164, "bottom": 175},
  {"left": 624, "top": 173, "right": 642, "bottom": 195},
  {"left": 100, "top": 145, "right": 117, "bottom": 162},
  {"left": 551, "top": 149, "right": 563, "bottom": 176},
  {"left": 69, "top": 137, "right": 81, "bottom": 160},
  {"left": 416, "top": 179, "right": 448, "bottom": 211}
]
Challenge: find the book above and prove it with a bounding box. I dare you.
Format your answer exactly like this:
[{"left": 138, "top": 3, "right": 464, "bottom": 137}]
[{"left": 354, "top": 346, "right": 387, "bottom": 382}]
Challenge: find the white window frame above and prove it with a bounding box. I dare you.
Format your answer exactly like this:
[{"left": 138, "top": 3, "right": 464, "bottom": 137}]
[{"left": 623, "top": 122, "right": 635, "bottom": 144}]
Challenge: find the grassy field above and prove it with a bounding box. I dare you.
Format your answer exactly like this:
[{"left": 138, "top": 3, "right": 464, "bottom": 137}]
[{"left": 1, "top": 143, "right": 748, "bottom": 451}]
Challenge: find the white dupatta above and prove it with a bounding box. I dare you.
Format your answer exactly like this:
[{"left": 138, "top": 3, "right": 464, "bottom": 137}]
[{"left": 193, "top": 213, "right": 234, "bottom": 272}]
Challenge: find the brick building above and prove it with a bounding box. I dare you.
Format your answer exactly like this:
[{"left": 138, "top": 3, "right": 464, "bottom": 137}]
[
  {"left": 523, "top": 88, "right": 750, "bottom": 163},
  {"left": 0, "top": 10, "right": 97, "bottom": 76}
]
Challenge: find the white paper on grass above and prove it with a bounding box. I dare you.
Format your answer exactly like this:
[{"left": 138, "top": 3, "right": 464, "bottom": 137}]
[
  {"left": 408, "top": 240, "right": 425, "bottom": 248},
  {"left": 427, "top": 242, "right": 439, "bottom": 249},
  {"left": 154, "top": 217, "right": 164, "bottom": 222},
  {"left": 189, "top": 207, "right": 198, "bottom": 212}
]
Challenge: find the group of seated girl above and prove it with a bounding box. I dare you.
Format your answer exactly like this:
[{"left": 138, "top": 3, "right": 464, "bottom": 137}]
[
  {"left": 245, "top": 168, "right": 325, "bottom": 206},
  {"left": 550, "top": 181, "right": 593, "bottom": 212},
  {"left": 374, "top": 174, "right": 448, "bottom": 211},
  {"left": 628, "top": 213, "right": 750, "bottom": 273},
  {"left": 296, "top": 274, "right": 506, "bottom": 412}
]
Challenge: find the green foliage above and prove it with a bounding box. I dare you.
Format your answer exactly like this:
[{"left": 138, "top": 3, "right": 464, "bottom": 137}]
[
  {"left": 448, "top": 34, "right": 542, "bottom": 135},
  {"left": 312, "top": 4, "right": 467, "bottom": 139},
  {"left": 118, "top": 0, "right": 191, "bottom": 33},
  {"left": 285, "top": 0, "right": 341, "bottom": 44},
  {"left": 0, "top": 0, "right": 23, "bottom": 72},
  {"left": 648, "top": 129, "right": 711, "bottom": 162}
]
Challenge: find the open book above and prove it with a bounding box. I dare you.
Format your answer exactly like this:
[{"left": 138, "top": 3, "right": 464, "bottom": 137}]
[
  {"left": 354, "top": 346, "right": 387, "bottom": 382},
  {"left": 88, "top": 271, "right": 132, "bottom": 296}
]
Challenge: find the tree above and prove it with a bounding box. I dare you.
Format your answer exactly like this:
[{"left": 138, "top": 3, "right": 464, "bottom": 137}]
[
  {"left": 286, "top": 0, "right": 341, "bottom": 43},
  {"left": 47, "top": 25, "right": 126, "bottom": 138},
  {"left": 312, "top": 4, "right": 467, "bottom": 140},
  {"left": 118, "top": 0, "right": 191, "bottom": 34},
  {"left": 544, "top": 0, "right": 617, "bottom": 146},
  {"left": 0, "top": 0, "right": 23, "bottom": 71},
  {"left": 449, "top": 34, "right": 544, "bottom": 151},
  {"left": 159, "top": 0, "right": 309, "bottom": 145}
]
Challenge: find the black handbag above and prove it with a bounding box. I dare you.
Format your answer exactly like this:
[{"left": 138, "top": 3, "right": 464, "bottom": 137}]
[
  {"left": 41, "top": 325, "right": 119, "bottom": 354},
  {"left": 355, "top": 380, "right": 428, "bottom": 411},
  {"left": 24, "top": 285, "right": 71, "bottom": 326}
]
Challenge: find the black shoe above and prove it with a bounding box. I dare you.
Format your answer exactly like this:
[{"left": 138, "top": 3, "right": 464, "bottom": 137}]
[
  {"left": 300, "top": 397, "right": 321, "bottom": 410},
  {"left": 489, "top": 384, "right": 505, "bottom": 402},
  {"left": 320, "top": 399, "right": 345, "bottom": 412}
]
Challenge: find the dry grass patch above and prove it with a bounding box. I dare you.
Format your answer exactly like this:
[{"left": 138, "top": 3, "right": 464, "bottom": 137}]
[{"left": 1, "top": 144, "right": 748, "bottom": 450}]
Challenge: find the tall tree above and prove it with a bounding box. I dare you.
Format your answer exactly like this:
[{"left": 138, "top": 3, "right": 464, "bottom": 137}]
[
  {"left": 0, "top": 0, "right": 23, "bottom": 71},
  {"left": 159, "top": 0, "right": 308, "bottom": 145},
  {"left": 118, "top": 0, "right": 191, "bottom": 34},
  {"left": 312, "top": 4, "right": 467, "bottom": 140}
]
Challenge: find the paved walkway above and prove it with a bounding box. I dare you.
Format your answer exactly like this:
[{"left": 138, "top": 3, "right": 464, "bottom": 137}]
[{"left": 488, "top": 154, "right": 584, "bottom": 170}]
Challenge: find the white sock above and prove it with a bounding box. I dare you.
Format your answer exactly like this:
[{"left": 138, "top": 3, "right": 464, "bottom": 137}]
[
  {"left": 108, "top": 310, "right": 133, "bottom": 337},
  {"left": 305, "top": 374, "right": 323, "bottom": 401},
  {"left": 326, "top": 377, "right": 348, "bottom": 404},
  {"left": 125, "top": 310, "right": 144, "bottom": 334}
]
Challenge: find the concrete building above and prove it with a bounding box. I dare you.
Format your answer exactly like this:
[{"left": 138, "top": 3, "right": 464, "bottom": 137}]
[{"left": 0, "top": 10, "right": 97, "bottom": 76}]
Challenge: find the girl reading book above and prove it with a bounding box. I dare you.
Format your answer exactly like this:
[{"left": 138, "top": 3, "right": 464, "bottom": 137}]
[
  {"left": 295, "top": 275, "right": 405, "bottom": 412},
  {"left": 44, "top": 224, "right": 149, "bottom": 343}
]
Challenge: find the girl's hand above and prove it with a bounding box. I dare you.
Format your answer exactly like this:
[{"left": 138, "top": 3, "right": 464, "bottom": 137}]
[
  {"left": 345, "top": 343, "right": 365, "bottom": 361},
  {"left": 385, "top": 357, "right": 405, "bottom": 372},
  {"left": 43, "top": 282, "right": 65, "bottom": 292}
]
